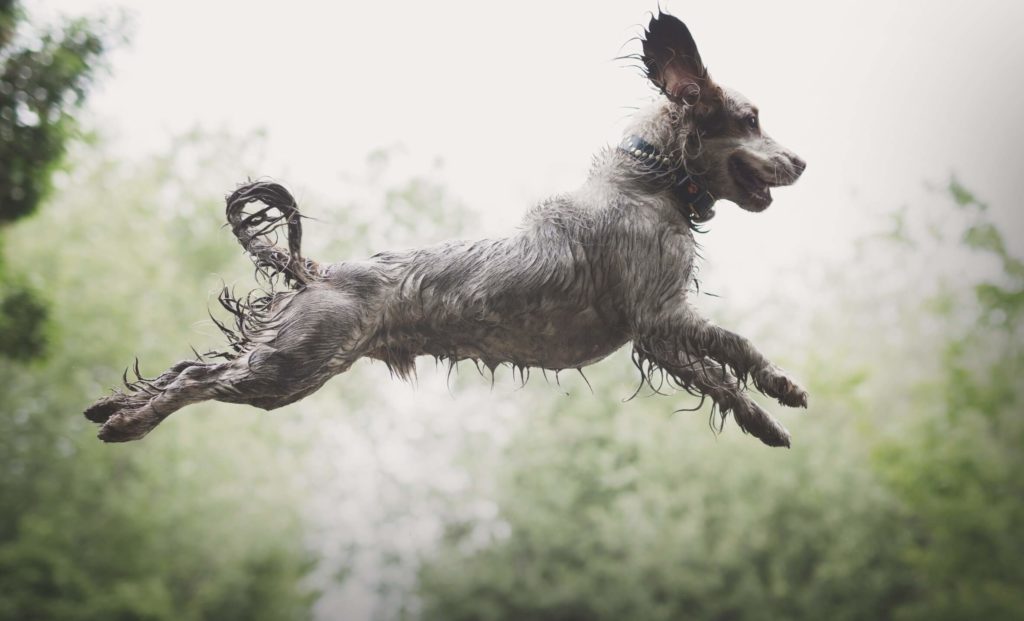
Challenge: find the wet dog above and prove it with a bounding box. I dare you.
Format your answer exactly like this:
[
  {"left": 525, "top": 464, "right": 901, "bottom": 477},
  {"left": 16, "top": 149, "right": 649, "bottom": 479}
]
[{"left": 86, "top": 12, "right": 808, "bottom": 446}]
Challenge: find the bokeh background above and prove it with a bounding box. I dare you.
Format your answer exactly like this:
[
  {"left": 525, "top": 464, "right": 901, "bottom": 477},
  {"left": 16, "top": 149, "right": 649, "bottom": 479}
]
[{"left": 2, "top": 1, "right": 1022, "bottom": 619}]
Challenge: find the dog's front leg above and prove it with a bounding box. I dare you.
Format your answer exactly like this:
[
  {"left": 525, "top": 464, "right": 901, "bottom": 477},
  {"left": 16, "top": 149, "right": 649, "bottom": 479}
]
[
  {"left": 634, "top": 345, "right": 792, "bottom": 447},
  {"left": 650, "top": 305, "right": 808, "bottom": 408}
]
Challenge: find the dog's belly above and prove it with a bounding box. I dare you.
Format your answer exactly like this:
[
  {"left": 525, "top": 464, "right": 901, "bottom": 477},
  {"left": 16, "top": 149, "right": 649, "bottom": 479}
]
[
  {"left": 414, "top": 305, "right": 629, "bottom": 370},
  {"left": 470, "top": 307, "right": 627, "bottom": 368}
]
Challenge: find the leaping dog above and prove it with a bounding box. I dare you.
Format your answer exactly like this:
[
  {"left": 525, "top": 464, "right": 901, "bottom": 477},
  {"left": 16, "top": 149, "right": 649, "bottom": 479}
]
[{"left": 85, "top": 11, "right": 808, "bottom": 447}]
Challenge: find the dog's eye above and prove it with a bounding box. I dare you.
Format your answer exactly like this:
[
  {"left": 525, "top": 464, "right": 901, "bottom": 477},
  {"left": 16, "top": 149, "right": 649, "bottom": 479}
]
[{"left": 745, "top": 114, "right": 759, "bottom": 130}]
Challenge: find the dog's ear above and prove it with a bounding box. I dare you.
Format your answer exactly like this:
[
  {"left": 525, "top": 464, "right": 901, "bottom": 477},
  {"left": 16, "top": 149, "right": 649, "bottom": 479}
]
[{"left": 642, "top": 12, "right": 709, "bottom": 105}]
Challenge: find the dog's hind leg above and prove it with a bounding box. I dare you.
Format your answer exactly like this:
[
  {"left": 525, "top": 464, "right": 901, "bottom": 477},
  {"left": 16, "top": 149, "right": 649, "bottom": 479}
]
[
  {"left": 84, "top": 359, "right": 210, "bottom": 428},
  {"left": 88, "top": 359, "right": 239, "bottom": 442},
  {"left": 86, "top": 284, "right": 370, "bottom": 442},
  {"left": 90, "top": 352, "right": 352, "bottom": 443}
]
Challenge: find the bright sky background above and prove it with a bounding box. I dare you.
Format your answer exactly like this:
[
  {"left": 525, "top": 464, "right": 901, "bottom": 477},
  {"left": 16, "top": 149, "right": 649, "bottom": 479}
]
[
  {"left": 31, "top": 1, "right": 1024, "bottom": 617},
  {"left": 39, "top": 0, "right": 1024, "bottom": 308}
]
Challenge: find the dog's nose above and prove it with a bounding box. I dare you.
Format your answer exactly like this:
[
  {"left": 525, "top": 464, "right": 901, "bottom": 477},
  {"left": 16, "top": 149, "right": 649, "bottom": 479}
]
[{"left": 788, "top": 154, "right": 806, "bottom": 177}]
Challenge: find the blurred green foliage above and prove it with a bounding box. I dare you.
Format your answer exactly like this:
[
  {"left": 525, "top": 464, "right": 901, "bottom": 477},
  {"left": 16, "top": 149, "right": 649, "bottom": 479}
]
[
  {"left": 871, "top": 182, "right": 1024, "bottom": 621},
  {"left": 0, "top": 134, "right": 317, "bottom": 620},
  {"left": 0, "top": 0, "right": 118, "bottom": 360},
  {"left": 0, "top": 0, "right": 113, "bottom": 223},
  {"left": 0, "top": 279, "right": 46, "bottom": 359}
]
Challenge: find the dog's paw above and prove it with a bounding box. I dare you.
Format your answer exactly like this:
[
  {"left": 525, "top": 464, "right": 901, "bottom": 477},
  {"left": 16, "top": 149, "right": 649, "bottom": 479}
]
[
  {"left": 85, "top": 392, "right": 164, "bottom": 442},
  {"left": 754, "top": 366, "right": 808, "bottom": 409},
  {"left": 84, "top": 393, "right": 132, "bottom": 423},
  {"left": 774, "top": 376, "right": 808, "bottom": 408},
  {"left": 731, "top": 396, "right": 791, "bottom": 448},
  {"left": 97, "top": 405, "right": 163, "bottom": 443}
]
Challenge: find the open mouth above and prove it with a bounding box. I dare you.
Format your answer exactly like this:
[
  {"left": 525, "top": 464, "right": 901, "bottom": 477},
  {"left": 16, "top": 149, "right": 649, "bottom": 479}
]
[{"left": 728, "top": 156, "right": 772, "bottom": 210}]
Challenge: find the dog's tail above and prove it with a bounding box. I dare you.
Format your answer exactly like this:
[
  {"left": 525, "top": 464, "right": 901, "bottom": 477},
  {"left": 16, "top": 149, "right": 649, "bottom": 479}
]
[{"left": 225, "top": 181, "right": 320, "bottom": 288}]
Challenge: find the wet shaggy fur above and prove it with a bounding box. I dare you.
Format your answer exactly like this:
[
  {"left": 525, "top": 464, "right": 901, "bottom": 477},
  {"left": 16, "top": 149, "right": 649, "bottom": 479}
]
[{"left": 85, "top": 11, "right": 809, "bottom": 447}]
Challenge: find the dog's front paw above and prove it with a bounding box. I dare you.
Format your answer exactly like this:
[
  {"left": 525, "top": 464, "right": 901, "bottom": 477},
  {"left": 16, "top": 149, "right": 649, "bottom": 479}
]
[
  {"left": 731, "top": 395, "right": 791, "bottom": 448},
  {"left": 754, "top": 366, "right": 808, "bottom": 408}
]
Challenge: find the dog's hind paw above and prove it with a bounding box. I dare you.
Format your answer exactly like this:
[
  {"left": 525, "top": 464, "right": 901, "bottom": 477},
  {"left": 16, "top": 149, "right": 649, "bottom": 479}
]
[
  {"left": 85, "top": 392, "right": 165, "bottom": 442},
  {"left": 83, "top": 393, "right": 132, "bottom": 423},
  {"left": 97, "top": 406, "right": 163, "bottom": 443}
]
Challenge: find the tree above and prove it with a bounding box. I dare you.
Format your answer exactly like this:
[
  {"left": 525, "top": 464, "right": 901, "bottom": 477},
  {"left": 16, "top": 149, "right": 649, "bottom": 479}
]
[
  {"left": 0, "top": 0, "right": 115, "bottom": 359},
  {"left": 0, "top": 0, "right": 112, "bottom": 222}
]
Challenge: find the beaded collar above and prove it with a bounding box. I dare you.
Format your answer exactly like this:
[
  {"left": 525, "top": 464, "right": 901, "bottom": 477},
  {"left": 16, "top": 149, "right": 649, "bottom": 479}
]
[{"left": 618, "top": 135, "right": 716, "bottom": 224}]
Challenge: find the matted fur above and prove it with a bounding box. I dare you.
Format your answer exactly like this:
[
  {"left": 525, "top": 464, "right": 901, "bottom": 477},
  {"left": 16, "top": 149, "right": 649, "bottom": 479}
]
[{"left": 85, "top": 11, "right": 808, "bottom": 447}]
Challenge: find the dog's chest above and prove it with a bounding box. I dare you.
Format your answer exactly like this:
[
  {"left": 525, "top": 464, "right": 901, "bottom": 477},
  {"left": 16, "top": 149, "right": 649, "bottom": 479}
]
[{"left": 620, "top": 210, "right": 699, "bottom": 306}]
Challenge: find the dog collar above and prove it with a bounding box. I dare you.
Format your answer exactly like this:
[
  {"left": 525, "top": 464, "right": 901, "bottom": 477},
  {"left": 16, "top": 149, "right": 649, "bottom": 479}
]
[{"left": 618, "top": 135, "right": 716, "bottom": 224}]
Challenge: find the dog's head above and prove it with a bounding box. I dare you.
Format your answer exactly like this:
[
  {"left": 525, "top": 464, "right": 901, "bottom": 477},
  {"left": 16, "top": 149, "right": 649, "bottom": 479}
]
[{"left": 641, "top": 12, "right": 805, "bottom": 212}]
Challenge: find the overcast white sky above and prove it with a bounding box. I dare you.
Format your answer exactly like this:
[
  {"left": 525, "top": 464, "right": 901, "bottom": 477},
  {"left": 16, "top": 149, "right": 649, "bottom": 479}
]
[{"left": 37, "top": 0, "right": 1024, "bottom": 307}]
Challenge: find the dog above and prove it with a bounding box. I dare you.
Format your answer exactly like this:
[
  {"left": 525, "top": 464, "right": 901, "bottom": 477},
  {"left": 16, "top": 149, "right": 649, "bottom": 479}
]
[{"left": 85, "top": 11, "right": 808, "bottom": 447}]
